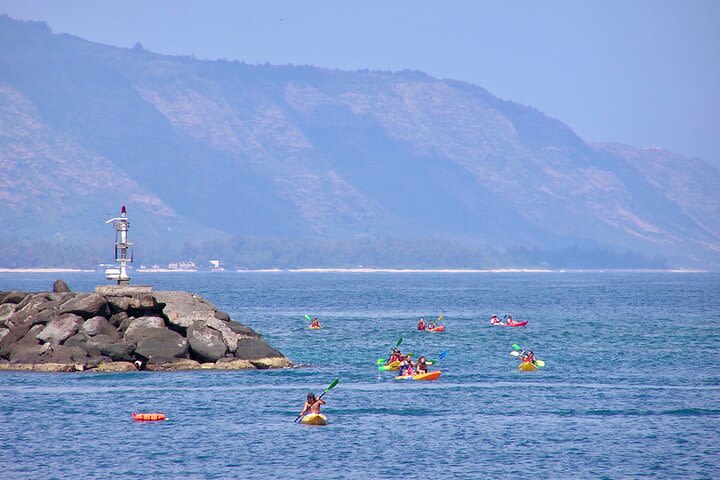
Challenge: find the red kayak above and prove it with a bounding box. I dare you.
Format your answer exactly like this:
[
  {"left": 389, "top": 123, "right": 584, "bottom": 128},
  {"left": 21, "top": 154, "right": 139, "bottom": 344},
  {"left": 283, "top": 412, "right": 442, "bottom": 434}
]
[
  {"left": 506, "top": 320, "right": 528, "bottom": 327},
  {"left": 428, "top": 325, "right": 445, "bottom": 332}
]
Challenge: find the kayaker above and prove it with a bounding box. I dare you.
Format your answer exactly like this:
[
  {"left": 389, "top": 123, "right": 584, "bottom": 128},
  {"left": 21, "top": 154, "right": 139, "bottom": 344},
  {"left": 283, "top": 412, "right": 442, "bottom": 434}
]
[
  {"left": 388, "top": 348, "right": 402, "bottom": 364},
  {"left": 526, "top": 351, "right": 535, "bottom": 364},
  {"left": 301, "top": 392, "right": 326, "bottom": 417},
  {"left": 490, "top": 314, "right": 500, "bottom": 325},
  {"left": 309, "top": 317, "right": 322, "bottom": 328},
  {"left": 398, "top": 356, "right": 414, "bottom": 377},
  {"left": 417, "top": 318, "right": 426, "bottom": 330},
  {"left": 415, "top": 356, "right": 429, "bottom": 374}
]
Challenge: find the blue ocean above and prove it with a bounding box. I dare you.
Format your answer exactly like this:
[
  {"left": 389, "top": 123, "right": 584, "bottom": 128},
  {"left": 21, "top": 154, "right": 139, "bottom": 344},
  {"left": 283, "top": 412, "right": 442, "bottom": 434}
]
[{"left": 1, "top": 272, "right": 718, "bottom": 479}]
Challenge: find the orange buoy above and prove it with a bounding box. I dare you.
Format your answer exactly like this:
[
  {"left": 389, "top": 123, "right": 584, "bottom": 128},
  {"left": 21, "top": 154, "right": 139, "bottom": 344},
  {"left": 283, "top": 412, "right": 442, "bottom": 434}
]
[{"left": 132, "top": 412, "right": 167, "bottom": 421}]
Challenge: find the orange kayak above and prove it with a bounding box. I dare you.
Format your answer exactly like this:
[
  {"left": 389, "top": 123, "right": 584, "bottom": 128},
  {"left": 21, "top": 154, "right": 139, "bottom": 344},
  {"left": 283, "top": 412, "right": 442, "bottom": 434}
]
[
  {"left": 308, "top": 325, "right": 321, "bottom": 329},
  {"left": 428, "top": 325, "right": 445, "bottom": 332},
  {"left": 132, "top": 412, "right": 167, "bottom": 421},
  {"left": 394, "top": 371, "right": 442, "bottom": 381}
]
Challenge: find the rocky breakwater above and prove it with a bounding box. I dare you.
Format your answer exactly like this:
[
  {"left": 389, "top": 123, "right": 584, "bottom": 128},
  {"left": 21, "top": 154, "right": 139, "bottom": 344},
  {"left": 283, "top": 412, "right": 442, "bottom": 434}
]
[{"left": 0, "top": 281, "right": 291, "bottom": 372}]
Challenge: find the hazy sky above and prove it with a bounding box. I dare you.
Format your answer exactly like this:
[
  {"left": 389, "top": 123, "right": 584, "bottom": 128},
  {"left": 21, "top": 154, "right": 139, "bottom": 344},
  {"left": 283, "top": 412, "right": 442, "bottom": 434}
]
[{"left": 1, "top": 0, "right": 718, "bottom": 164}]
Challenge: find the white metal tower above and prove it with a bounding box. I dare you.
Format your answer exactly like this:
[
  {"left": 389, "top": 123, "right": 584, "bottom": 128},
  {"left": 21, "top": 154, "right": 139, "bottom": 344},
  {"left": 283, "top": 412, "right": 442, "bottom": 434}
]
[{"left": 105, "top": 205, "right": 133, "bottom": 285}]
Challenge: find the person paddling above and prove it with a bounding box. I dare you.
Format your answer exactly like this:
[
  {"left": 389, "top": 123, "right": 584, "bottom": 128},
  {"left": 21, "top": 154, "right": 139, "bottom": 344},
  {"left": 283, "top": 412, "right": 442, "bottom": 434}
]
[
  {"left": 417, "top": 318, "right": 426, "bottom": 330},
  {"left": 490, "top": 314, "right": 501, "bottom": 325},
  {"left": 388, "top": 348, "right": 402, "bottom": 364},
  {"left": 309, "top": 317, "right": 322, "bottom": 328},
  {"left": 300, "top": 392, "right": 326, "bottom": 417},
  {"left": 415, "top": 356, "right": 429, "bottom": 374}
]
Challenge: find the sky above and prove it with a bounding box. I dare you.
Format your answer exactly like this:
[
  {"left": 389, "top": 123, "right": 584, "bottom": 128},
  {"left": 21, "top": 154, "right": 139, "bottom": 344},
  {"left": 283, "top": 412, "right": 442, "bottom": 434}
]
[{"left": 1, "top": 0, "right": 718, "bottom": 164}]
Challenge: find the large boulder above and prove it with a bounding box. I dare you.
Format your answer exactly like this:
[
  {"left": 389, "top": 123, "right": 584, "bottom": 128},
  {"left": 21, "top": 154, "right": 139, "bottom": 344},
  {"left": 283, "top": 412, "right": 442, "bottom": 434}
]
[
  {"left": 16, "top": 293, "right": 49, "bottom": 311},
  {"left": 86, "top": 335, "right": 134, "bottom": 362},
  {"left": 206, "top": 317, "right": 239, "bottom": 353},
  {"left": 135, "top": 328, "right": 189, "bottom": 361},
  {"left": 3, "top": 290, "right": 27, "bottom": 304},
  {"left": 10, "top": 343, "right": 75, "bottom": 364},
  {"left": 36, "top": 314, "right": 82, "bottom": 344},
  {"left": 187, "top": 322, "right": 227, "bottom": 362},
  {"left": 234, "top": 337, "right": 285, "bottom": 361},
  {"left": 154, "top": 291, "right": 215, "bottom": 329},
  {"left": 57, "top": 293, "right": 109, "bottom": 319},
  {"left": 52, "top": 279, "right": 71, "bottom": 293},
  {"left": 106, "top": 296, "right": 131, "bottom": 314},
  {"left": 64, "top": 332, "right": 90, "bottom": 349},
  {"left": 123, "top": 316, "right": 165, "bottom": 344},
  {"left": 109, "top": 311, "right": 128, "bottom": 328},
  {"left": 81, "top": 316, "right": 119, "bottom": 338},
  {"left": 213, "top": 310, "right": 231, "bottom": 321},
  {"left": 226, "top": 320, "right": 260, "bottom": 337}
]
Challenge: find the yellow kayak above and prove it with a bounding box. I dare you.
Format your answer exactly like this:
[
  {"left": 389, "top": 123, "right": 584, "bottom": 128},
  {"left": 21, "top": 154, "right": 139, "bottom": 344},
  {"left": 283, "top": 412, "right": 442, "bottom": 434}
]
[
  {"left": 394, "top": 371, "right": 442, "bottom": 381},
  {"left": 300, "top": 413, "right": 327, "bottom": 425},
  {"left": 518, "top": 362, "right": 538, "bottom": 371},
  {"left": 378, "top": 360, "right": 401, "bottom": 371}
]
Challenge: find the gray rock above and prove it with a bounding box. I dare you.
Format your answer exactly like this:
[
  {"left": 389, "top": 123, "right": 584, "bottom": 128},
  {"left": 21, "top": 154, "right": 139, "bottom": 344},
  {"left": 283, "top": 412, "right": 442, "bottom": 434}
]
[
  {"left": 205, "top": 317, "right": 239, "bottom": 353},
  {"left": 52, "top": 279, "right": 71, "bottom": 293},
  {"left": 118, "top": 316, "right": 135, "bottom": 333},
  {"left": 0, "top": 328, "right": 9, "bottom": 343},
  {"left": 35, "top": 300, "right": 60, "bottom": 312},
  {"left": 124, "top": 325, "right": 164, "bottom": 346},
  {"left": 0, "top": 303, "right": 15, "bottom": 325},
  {"left": 109, "top": 311, "right": 128, "bottom": 328},
  {"left": 123, "top": 316, "right": 164, "bottom": 343},
  {"left": 64, "top": 332, "right": 90, "bottom": 349},
  {"left": 57, "top": 293, "right": 109, "bottom": 319},
  {"left": 36, "top": 314, "right": 83, "bottom": 344},
  {"left": 81, "top": 316, "right": 118, "bottom": 338},
  {"left": 135, "top": 329, "right": 188, "bottom": 361},
  {"left": 226, "top": 320, "right": 260, "bottom": 337},
  {"left": 9, "top": 327, "right": 76, "bottom": 364},
  {"left": 106, "top": 296, "right": 131, "bottom": 313},
  {"left": 187, "top": 322, "right": 227, "bottom": 362},
  {"left": 214, "top": 310, "right": 231, "bottom": 321},
  {"left": 2, "top": 290, "right": 26, "bottom": 304},
  {"left": 47, "top": 292, "right": 75, "bottom": 303},
  {"left": 234, "top": 337, "right": 285, "bottom": 361},
  {"left": 155, "top": 291, "right": 215, "bottom": 329},
  {"left": 85, "top": 356, "right": 113, "bottom": 368},
  {"left": 86, "top": 336, "right": 134, "bottom": 362},
  {"left": 15, "top": 293, "right": 41, "bottom": 310}
]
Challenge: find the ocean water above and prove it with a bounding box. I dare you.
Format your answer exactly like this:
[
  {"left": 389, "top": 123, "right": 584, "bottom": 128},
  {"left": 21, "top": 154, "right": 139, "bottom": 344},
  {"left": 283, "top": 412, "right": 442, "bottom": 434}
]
[{"left": 0, "top": 271, "right": 718, "bottom": 479}]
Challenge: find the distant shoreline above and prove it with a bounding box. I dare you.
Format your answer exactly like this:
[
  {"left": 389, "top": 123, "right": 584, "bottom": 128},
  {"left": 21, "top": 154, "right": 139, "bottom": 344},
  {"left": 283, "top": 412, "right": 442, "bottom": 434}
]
[
  {"left": 0, "top": 268, "right": 95, "bottom": 273},
  {"left": 0, "top": 267, "right": 709, "bottom": 274}
]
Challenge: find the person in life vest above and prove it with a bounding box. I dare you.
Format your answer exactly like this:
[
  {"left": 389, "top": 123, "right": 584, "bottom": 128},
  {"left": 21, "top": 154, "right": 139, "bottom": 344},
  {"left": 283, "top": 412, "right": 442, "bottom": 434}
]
[
  {"left": 309, "top": 317, "right": 322, "bottom": 328},
  {"left": 415, "top": 356, "right": 429, "bottom": 374},
  {"left": 301, "top": 392, "right": 326, "bottom": 417},
  {"left": 388, "top": 348, "right": 402, "bottom": 364},
  {"left": 506, "top": 315, "right": 516, "bottom": 326},
  {"left": 526, "top": 351, "right": 535, "bottom": 364},
  {"left": 398, "top": 355, "right": 414, "bottom": 377},
  {"left": 417, "top": 318, "right": 426, "bottom": 330},
  {"left": 518, "top": 350, "right": 528, "bottom": 362},
  {"left": 490, "top": 314, "right": 501, "bottom": 325}
]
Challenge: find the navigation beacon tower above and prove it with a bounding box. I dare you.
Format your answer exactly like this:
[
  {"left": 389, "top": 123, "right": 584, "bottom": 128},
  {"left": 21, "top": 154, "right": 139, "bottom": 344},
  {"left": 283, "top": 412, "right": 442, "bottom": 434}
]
[{"left": 105, "top": 205, "right": 134, "bottom": 285}]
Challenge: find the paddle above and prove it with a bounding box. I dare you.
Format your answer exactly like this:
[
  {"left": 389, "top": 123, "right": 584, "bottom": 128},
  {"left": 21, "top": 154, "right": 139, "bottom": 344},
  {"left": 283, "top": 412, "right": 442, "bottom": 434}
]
[
  {"left": 304, "top": 314, "right": 312, "bottom": 321},
  {"left": 294, "top": 378, "right": 340, "bottom": 423},
  {"left": 511, "top": 344, "right": 545, "bottom": 367},
  {"left": 428, "top": 350, "right": 449, "bottom": 365}
]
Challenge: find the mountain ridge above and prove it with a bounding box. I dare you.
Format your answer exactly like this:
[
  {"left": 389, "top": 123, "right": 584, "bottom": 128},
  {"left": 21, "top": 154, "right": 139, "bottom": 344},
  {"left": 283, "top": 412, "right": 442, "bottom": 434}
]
[{"left": 0, "top": 15, "right": 718, "bottom": 268}]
